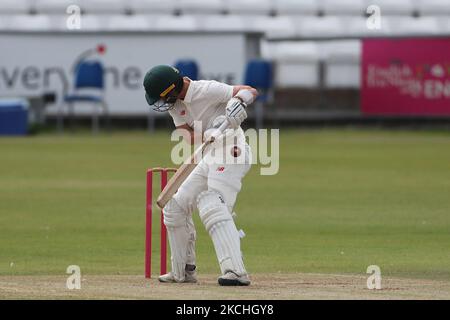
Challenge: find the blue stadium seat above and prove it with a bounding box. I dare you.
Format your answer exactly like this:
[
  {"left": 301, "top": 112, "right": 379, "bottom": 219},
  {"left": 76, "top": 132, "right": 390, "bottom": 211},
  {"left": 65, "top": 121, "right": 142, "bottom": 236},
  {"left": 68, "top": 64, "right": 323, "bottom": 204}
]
[
  {"left": 74, "top": 61, "right": 104, "bottom": 88},
  {"left": 245, "top": 59, "right": 273, "bottom": 101},
  {"left": 175, "top": 59, "right": 199, "bottom": 80},
  {"left": 61, "top": 60, "right": 109, "bottom": 133},
  {"left": 244, "top": 59, "right": 273, "bottom": 129}
]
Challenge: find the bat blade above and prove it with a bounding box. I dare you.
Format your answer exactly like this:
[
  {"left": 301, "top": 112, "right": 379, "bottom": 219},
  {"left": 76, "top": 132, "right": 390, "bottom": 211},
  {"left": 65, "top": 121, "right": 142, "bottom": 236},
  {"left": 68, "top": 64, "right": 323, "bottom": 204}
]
[
  {"left": 156, "top": 120, "right": 230, "bottom": 209},
  {"left": 156, "top": 162, "right": 196, "bottom": 209}
]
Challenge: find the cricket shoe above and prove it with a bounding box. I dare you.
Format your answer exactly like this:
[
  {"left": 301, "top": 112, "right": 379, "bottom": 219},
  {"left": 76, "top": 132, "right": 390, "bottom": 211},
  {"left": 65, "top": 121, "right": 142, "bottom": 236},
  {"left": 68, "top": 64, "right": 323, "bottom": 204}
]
[
  {"left": 158, "top": 264, "right": 197, "bottom": 283},
  {"left": 218, "top": 271, "right": 251, "bottom": 286}
]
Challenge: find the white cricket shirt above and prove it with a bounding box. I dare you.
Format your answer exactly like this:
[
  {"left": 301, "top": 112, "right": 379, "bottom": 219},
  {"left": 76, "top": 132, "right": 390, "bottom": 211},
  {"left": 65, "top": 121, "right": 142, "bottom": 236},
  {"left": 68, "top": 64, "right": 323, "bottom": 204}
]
[
  {"left": 169, "top": 80, "right": 233, "bottom": 131},
  {"left": 169, "top": 79, "right": 247, "bottom": 147}
]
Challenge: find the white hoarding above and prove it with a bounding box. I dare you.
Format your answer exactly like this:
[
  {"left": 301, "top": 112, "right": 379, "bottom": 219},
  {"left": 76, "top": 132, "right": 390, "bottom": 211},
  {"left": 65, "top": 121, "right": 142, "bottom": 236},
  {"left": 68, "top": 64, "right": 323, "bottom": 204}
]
[{"left": 0, "top": 32, "right": 260, "bottom": 116}]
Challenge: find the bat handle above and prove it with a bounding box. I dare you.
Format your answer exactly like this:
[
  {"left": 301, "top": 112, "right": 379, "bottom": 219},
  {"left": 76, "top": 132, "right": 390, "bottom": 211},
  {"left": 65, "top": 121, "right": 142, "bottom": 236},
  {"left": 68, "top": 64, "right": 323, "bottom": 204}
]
[{"left": 210, "top": 119, "right": 230, "bottom": 142}]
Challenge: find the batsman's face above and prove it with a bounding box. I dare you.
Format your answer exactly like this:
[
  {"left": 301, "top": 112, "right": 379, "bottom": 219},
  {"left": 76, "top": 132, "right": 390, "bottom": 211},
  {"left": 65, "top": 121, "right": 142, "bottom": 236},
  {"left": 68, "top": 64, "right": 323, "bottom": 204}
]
[{"left": 151, "top": 90, "right": 179, "bottom": 112}]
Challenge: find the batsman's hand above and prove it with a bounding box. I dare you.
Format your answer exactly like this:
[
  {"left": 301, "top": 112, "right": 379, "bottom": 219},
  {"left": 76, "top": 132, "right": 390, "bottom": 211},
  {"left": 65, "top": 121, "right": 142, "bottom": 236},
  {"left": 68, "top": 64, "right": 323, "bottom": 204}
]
[
  {"left": 203, "top": 115, "right": 227, "bottom": 141},
  {"left": 226, "top": 98, "right": 247, "bottom": 129}
]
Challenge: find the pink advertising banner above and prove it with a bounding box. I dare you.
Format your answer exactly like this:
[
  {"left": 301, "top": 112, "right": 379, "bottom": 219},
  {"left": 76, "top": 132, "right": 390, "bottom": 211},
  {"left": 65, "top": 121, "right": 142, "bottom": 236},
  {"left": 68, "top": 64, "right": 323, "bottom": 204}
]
[{"left": 361, "top": 38, "right": 450, "bottom": 116}]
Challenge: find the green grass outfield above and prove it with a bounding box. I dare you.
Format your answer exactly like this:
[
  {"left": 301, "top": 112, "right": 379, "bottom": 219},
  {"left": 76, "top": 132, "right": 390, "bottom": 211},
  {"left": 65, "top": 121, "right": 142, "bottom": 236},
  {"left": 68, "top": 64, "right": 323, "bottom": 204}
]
[{"left": 1, "top": 129, "right": 449, "bottom": 280}]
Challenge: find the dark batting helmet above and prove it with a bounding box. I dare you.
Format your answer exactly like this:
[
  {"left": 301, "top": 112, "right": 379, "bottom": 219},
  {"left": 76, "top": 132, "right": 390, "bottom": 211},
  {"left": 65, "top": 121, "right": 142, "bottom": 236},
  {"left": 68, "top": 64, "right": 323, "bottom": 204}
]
[{"left": 143, "top": 65, "right": 184, "bottom": 112}]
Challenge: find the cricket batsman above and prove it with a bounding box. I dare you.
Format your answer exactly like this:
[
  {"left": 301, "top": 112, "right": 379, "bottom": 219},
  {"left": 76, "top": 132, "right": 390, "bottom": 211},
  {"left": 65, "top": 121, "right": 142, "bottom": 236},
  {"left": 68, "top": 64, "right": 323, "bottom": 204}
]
[{"left": 143, "top": 65, "right": 258, "bottom": 286}]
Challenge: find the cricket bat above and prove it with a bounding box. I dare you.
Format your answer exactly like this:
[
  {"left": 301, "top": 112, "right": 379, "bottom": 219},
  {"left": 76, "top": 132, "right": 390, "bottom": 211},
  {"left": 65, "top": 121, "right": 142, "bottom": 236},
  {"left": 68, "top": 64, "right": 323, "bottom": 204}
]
[{"left": 156, "top": 120, "right": 229, "bottom": 209}]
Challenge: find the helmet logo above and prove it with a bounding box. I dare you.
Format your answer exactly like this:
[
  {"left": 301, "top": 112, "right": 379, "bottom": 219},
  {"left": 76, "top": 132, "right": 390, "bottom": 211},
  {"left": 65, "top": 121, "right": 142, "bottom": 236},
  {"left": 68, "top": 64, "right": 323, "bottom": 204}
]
[{"left": 160, "top": 83, "right": 175, "bottom": 97}]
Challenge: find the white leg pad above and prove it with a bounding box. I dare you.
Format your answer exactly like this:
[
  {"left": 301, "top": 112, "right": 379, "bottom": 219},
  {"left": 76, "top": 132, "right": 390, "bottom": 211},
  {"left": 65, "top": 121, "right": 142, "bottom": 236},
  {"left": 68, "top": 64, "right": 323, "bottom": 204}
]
[
  {"left": 186, "top": 215, "right": 196, "bottom": 266},
  {"left": 197, "top": 190, "right": 247, "bottom": 275},
  {"left": 163, "top": 198, "right": 190, "bottom": 282}
]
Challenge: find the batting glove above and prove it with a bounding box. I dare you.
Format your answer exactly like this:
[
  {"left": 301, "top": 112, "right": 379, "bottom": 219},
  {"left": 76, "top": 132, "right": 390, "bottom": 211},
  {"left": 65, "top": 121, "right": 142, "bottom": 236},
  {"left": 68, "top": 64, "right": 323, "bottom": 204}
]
[
  {"left": 204, "top": 115, "right": 227, "bottom": 141},
  {"left": 226, "top": 98, "right": 247, "bottom": 129}
]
